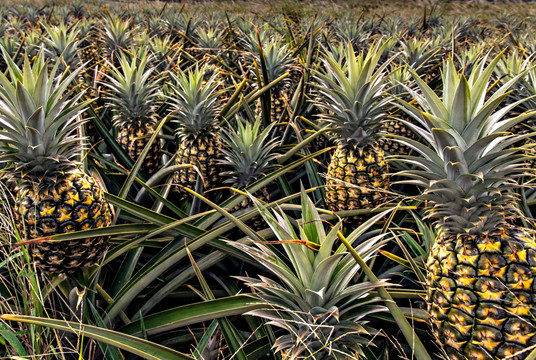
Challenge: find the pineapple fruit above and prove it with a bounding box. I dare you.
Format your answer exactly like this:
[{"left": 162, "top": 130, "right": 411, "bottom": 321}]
[
  {"left": 380, "top": 65, "right": 419, "bottom": 156},
  {"left": 394, "top": 53, "right": 536, "bottom": 359},
  {"left": 103, "top": 51, "right": 162, "bottom": 176},
  {"left": 0, "top": 51, "right": 112, "bottom": 274},
  {"left": 315, "top": 41, "right": 392, "bottom": 218},
  {"left": 169, "top": 65, "right": 224, "bottom": 196}
]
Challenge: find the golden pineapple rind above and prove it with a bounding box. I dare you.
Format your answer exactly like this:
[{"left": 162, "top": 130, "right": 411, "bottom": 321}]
[
  {"left": 380, "top": 118, "right": 419, "bottom": 155},
  {"left": 117, "top": 123, "right": 161, "bottom": 175},
  {"left": 254, "top": 85, "right": 290, "bottom": 124},
  {"left": 325, "top": 144, "right": 389, "bottom": 214},
  {"left": 174, "top": 136, "right": 225, "bottom": 196},
  {"left": 15, "top": 170, "right": 113, "bottom": 274},
  {"left": 427, "top": 227, "right": 536, "bottom": 360}
]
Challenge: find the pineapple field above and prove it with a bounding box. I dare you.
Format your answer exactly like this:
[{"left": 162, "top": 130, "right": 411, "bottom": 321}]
[{"left": 3, "top": 0, "right": 536, "bottom": 359}]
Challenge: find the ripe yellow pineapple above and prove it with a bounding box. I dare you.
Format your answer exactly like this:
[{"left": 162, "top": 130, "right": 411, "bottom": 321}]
[
  {"left": 314, "top": 41, "right": 393, "bottom": 218},
  {"left": 394, "top": 52, "right": 536, "bottom": 359},
  {"left": 0, "top": 50, "right": 113, "bottom": 273}
]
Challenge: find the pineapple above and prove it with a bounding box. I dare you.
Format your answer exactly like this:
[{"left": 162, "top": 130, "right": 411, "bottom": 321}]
[
  {"left": 0, "top": 25, "right": 20, "bottom": 73},
  {"left": 149, "top": 35, "right": 180, "bottom": 74},
  {"left": 195, "top": 26, "right": 226, "bottom": 61},
  {"left": 494, "top": 50, "right": 536, "bottom": 170},
  {"left": 78, "top": 19, "right": 101, "bottom": 72},
  {"left": 42, "top": 21, "right": 81, "bottom": 73},
  {"left": 231, "top": 192, "right": 387, "bottom": 359},
  {"left": 314, "top": 41, "right": 392, "bottom": 218},
  {"left": 219, "top": 117, "right": 280, "bottom": 229},
  {"left": 380, "top": 65, "right": 419, "bottom": 156},
  {"left": 0, "top": 51, "right": 113, "bottom": 274},
  {"left": 394, "top": 53, "right": 536, "bottom": 359},
  {"left": 101, "top": 13, "right": 135, "bottom": 67},
  {"left": 253, "top": 36, "right": 294, "bottom": 125},
  {"left": 103, "top": 51, "right": 162, "bottom": 176},
  {"left": 169, "top": 65, "right": 224, "bottom": 196}
]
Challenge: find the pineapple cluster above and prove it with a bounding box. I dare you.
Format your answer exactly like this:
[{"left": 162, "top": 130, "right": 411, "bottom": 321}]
[{"left": 2, "top": 2, "right": 536, "bottom": 360}]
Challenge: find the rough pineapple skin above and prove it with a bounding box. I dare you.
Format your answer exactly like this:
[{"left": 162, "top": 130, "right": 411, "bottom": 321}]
[
  {"left": 14, "top": 170, "right": 113, "bottom": 274},
  {"left": 427, "top": 228, "right": 536, "bottom": 360},
  {"left": 380, "top": 118, "right": 419, "bottom": 155},
  {"left": 117, "top": 123, "right": 161, "bottom": 176},
  {"left": 255, "top": 85, "right": 290, "bottom": 124},
  {"left": 325, "top": 144, "right": 389, "bottom": 213},
  {"left": 173, "top": 136, "right": 225, "bottom": 196},
  {"left": 78, "top": 43, "right": 100, "bottom": 70}
]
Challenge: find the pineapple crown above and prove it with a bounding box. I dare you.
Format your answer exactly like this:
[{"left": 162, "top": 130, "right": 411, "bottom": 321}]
[
  {"left": 494, "top": 49, "right": 530, "bottom": 82},
  {"left": 103, "top": 51, "right": 161, "bottom": 128},
  {"left": 254, "top": 37, "right": 294, "bottom": 85},
  {"left": 397, "top": 37, "right": 443, "bottom": 75},
  {"left": 392, "top": 51, "right": 536, "bottom": 235},
  {"left": 168, "top": 64, "right": 222, "bottom": 140},
  {"left": 314, "top": 40, "right": 392, "bottom": 148},
  {"left": 0, "top": 49, "right": 89, "bottom": 187},
  {"left": 0, "top": 31, "right": 20, "bottom": 58},
  {"left": 102, "top": 13, "right": 135, "bottom": 60},
  {"left": 42, "top": 21, "right": 81, "bottom": 71},
  {"left": 335, "top": 19, "right": 372, "bottom": 46},
  {"left": 388, "top": 65, "right": 413, "bottom": 98},
  {"left": 219, "top": 118, "right": 280, "bottom": 188},
  {"left": 195, "top": 26, "right": 225, "bottom": 53},
  {"left": 231, "top": 192, "right": 388, "bottom": 358},
  {"left": 149, "top": 35, "right": 174, "bottom": 57}
]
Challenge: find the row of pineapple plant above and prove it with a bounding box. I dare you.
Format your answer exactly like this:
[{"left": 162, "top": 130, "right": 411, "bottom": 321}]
[{"left": 2, "top": 1, "right": 536, "bottom": 360}]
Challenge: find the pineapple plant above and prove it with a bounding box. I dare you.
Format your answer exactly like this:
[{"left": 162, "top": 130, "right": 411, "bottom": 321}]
[
  {"left": 24, "top": 26, "right": 44, "bottom": 60},
  {"left": 0, "top": 51, "right": 113, "bottom": 274},
  {"left": 334, "top": 18, "right": 372, "bottom": 51},
  {"left": 169, "top": 65, "right": 224, "bottom": 196},
  {"left": 398, "top": 37, "right": 443, "bottom": 79},
  {"left": 103, "top": 51, "right": 162, "bottom": 176},
  {"left": 219, "top": 117, "right": 280, "bottom": 229},
  {"left": 314, "top": 41, "right": 392, "bottom": 218},
  {"left": 393, "top": 53, "right": 536, "bottom": 359},
  {"left": 231, "top": 192, "right": 388, "bottom": 359},
  {"left": 149, "top": 35, "right": 180, "bottom": 74}
]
